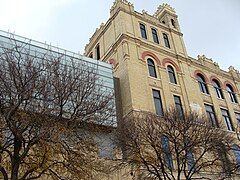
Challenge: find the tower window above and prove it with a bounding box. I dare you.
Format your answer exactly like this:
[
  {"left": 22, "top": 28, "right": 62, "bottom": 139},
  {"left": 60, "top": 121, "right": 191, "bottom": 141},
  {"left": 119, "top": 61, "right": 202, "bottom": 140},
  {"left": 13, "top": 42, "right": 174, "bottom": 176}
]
[
  {"left": 147, "top": 58, "right": 157, "bottom": 78},
  {"left": 95, "top": 44, "right": 100, "bottom": 60},
  {"left": 226, "top": 84, "right": 238, "bottom": 103},
  {"left": 196, "top": 74, "right": 209, "bottom": 94},
  {"left": 171, "top": 19, "right": 176, "bottom": 28},
  {"left": 167, "top": 65, "right": 177, "bottom": 84},
  {"left": 205, "top": 104, "right": 218, "bottom": 128},
  {"left": 221, "top": 109, "right": 234, "bottom": 131},
  {"left": 152, "top": 89, "right": 163, "bottom": 116},
  {"left": 212, "top": 79, "right": 224, "bottom": 99},
  {"left": 151, "top": 28, "right": 159, "bottom": 44},
  {"left": 140, "top": 23, "right": 147, "bottom": 39},
  {"left": 163, "top": 33, "right": 170, "bottom": 48}
]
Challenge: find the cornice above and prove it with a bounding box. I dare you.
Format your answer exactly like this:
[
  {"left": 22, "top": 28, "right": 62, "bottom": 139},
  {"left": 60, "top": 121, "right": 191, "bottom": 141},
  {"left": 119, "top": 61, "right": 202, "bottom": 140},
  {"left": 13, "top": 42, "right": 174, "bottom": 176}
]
[{"left": 100, "top": 34, "right": 240, "bottom": 83}]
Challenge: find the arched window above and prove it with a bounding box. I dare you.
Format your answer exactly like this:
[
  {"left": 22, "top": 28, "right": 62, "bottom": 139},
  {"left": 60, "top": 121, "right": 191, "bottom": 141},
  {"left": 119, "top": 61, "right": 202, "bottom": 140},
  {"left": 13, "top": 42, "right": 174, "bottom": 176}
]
[
  {"left": 226, "top": 84, "right": 238, "bottom": 103},
  {"left": 167, "top": 65, "right": 177, "bottom": 84},
  {"left": 147, "top": 58, "right": 157, "bottom": 78},
  {"left": 232, "top": 144, "right": 240, "bottom": 166},
  {"left": 212, "top": 79, "right": 224, "bottom": 99},
  {"left": 163, "top": 33, "right": 170, "bottom": 48},
  {"left": 196, "top": 74, "right": 209, "bottom": 94}
]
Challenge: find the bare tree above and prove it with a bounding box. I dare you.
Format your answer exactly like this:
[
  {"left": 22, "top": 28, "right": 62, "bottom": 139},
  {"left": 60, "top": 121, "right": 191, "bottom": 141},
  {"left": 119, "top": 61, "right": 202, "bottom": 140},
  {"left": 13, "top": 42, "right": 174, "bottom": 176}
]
[
  {"left": 0, "top": 36, "right": 115, "bottom": 180},
  {"left": 117, "top": 109, "right": 235, "bottom": 180}
]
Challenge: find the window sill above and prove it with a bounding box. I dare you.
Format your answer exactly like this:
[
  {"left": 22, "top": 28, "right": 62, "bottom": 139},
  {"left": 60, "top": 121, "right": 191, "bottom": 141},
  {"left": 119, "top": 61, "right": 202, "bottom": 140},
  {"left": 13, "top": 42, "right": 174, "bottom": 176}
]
[
  {"left": 201, "top": 92, "right": 211, "bottom": 97},
  {"left": 169, "top": 82, "right": 180, "bottom": 87},
  {"left": 148, "top": 76, "right": 161, "bottom": 81}
]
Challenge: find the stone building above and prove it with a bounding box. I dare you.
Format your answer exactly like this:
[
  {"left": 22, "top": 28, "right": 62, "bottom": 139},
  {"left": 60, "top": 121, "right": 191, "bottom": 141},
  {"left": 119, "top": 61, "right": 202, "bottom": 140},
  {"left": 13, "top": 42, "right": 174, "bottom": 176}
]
[
  {"left": 85, "top": 0, "right": 240, "bottom": 133},
  {"left": 84, "top": 0, "right": 240, "bottom": 178}
]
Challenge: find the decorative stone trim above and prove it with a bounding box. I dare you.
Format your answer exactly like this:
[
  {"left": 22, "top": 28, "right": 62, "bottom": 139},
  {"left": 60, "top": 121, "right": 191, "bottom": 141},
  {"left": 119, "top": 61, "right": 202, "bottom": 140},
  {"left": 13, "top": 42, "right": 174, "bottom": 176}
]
[
  {"left": 209, "top": 75, "right": 224, "bottom": 88},
  {"left": 223, "top": 81, "right": 237, "bottom": 92},
  {"left": 193, "top": 70, "right": 210, "bottom": 83},
  {"left": 141, "top": 51, "right": 161, "bottom": 66},
  {"left": 162, "top": 58, "right": 180, "bottom": 72}
]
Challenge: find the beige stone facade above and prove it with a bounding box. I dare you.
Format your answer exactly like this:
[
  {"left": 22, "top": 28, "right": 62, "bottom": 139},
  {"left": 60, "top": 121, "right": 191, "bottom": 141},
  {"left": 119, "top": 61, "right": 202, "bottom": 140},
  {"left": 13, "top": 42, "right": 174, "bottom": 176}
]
[
  {"left": 85, "top": 0, "right": 240, "bottom": 178},
  {"left": 85, "top": 0, "right": 240, "bottom": 128}
]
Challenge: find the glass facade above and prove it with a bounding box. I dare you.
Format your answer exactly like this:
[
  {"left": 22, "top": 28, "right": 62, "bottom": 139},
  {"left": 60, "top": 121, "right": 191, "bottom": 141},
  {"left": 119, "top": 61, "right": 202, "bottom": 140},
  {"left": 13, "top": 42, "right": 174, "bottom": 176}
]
[{"left": 0, "top": 30, "right": 116, "bottom": 126}]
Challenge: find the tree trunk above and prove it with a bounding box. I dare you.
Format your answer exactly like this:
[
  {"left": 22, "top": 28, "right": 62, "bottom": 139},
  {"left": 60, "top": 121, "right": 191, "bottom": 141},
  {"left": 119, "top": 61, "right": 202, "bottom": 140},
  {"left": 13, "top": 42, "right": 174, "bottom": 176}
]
[{"left": 11, "top": 138, "right": 22, "bottom": 180}]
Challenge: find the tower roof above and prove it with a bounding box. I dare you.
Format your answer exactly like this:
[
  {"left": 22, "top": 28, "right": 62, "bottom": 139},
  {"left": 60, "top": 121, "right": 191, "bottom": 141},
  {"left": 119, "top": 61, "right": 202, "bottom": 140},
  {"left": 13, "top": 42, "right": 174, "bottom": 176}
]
[{"left": 154, "top": 3, "right": 176, "bottom": 18}]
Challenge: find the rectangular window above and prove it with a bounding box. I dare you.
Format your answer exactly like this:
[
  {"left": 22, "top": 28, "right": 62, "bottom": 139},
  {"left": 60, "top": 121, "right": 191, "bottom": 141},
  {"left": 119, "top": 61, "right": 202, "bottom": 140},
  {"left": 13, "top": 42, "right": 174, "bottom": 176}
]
[
  {"left": 161, "top": 136, "right": 173, "bottom": 169},
  {"left": 236, "top": 113, "right": 240, "bottom": 124},
  {"left": 152, "top": 89, "right": 163, "bottom": 116},
  {"left": 151, "top": 28, "right": 159, "bottom": 44},
  {"left": 205, "top": 104, "right": 218, "bottom": 127},
  {"left": 186, "top": 150, "right": 195, "bottom": 171},
  {"left": 95, "top": 44, "right": 100, "bottom": 60},
  {"left": 221, "top": 109, "right": 234, "bottom": 131},
  {"left": 140, "top": 23, "right": 147, "bottom": 39},
  {"left": 174, "top": 95, "right": 183, "bottom": 117}
]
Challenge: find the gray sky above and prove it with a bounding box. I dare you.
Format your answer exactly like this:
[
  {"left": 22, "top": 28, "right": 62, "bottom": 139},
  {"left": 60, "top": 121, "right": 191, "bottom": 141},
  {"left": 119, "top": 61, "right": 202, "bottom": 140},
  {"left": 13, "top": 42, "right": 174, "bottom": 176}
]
[{"left": 0, "top": 0, "right": 239, "bottom": 71}]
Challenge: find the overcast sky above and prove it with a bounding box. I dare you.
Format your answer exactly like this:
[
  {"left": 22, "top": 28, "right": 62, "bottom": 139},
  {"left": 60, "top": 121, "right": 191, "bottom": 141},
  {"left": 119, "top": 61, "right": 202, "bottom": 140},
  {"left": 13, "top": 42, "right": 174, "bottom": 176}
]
[{"left": 0, "top": 0, "right": 239, "bottom": 71}]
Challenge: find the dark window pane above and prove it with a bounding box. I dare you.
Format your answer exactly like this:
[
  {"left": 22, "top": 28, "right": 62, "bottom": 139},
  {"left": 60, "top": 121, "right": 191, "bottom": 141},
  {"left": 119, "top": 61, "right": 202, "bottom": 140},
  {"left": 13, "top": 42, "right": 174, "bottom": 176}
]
[
  {"left": 187, "top": 150, "right": 195, "bottom": 171},
  {"left": 89, "top": 53, "right": 93, "bottom": 58},
  {"left": 212, "top": 80, "right": 224, "bottom": 99},
  {"left": 233, "top": 144, "right": 240, "bottom": 166},
  {"left": 163, "top": 33, "right": 170, "bottom": 48},
  {"left": 147, "top": 59, "right": 157, "bottom": 78},
  {"left": 161, "top": 136, "right": 173, "bottom": 169},
  {"left": 174, "top": 95, "right": 183, "bottom": 118},
  {"left": 151, "top": 28, "right": 159, "bottom": 44},
  {"left": 221, "top": 109, "right": 234, "bottom": 131},
  {"left": 140, "top": 23, "right": 147, "bottom": 39},
  {"left": 197, "top": 74, "right": 209, "bottom": 94},
  {"left": 168, "top": 66, "right": 177, "bottom": 84},
  {"left": 226, "top": 85, "right": 238, "bottom": 103},
  {"left": 171, "top": 19, "right": 176, "bottom": 28},
  {"left": 95, "top": 44, "right": 100, "bottom": 60},
  {"left": 152, "top": 89, "right": 163, "bottom": 116},
  {"left": 205, "top": 104, "right": 218, "bottom": 127}
]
